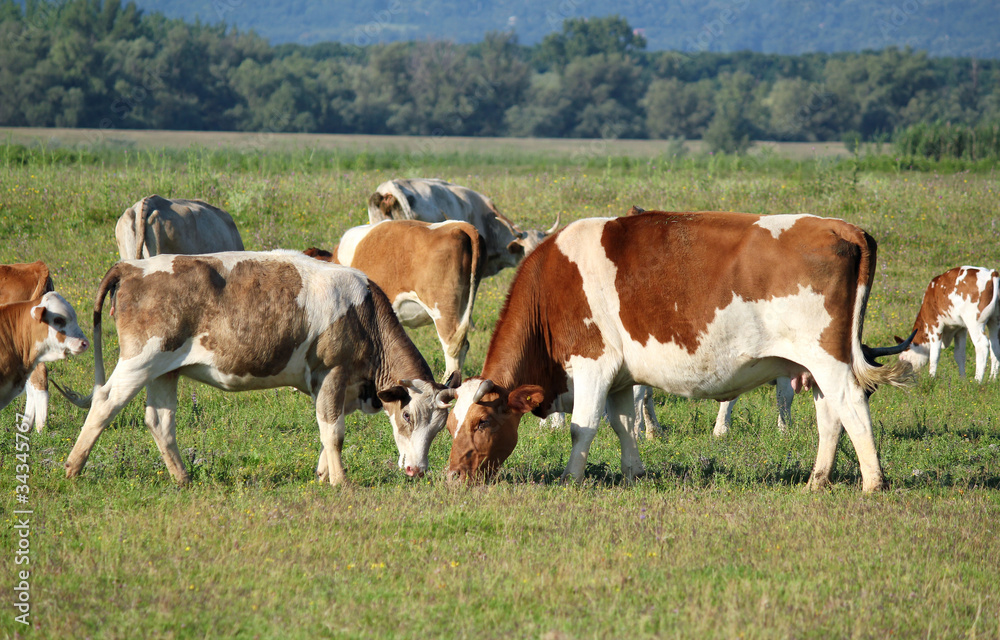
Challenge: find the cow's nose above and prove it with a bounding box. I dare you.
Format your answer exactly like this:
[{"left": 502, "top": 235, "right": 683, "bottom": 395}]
[{"left": 404, "top": 465, "right": 424, "bottom": 478}]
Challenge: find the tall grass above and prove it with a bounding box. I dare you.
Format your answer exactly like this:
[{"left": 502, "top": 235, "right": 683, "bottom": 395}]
[{"left": 894, "top": 120, "right": 1000, "bottom": 162}]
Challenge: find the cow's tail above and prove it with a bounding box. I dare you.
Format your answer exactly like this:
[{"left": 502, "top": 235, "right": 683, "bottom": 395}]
[
  {"left": 450, "top": 225, "right": 487, "bottom": 363},
  {"left": 51, "top": 265, "right": 120, "bottom": 409},
  {"left": 849, "top": 230, "right": 915, "bottom": 392},
  {"left": 132, "top": 196, "right": 154, "bottom": 259}
]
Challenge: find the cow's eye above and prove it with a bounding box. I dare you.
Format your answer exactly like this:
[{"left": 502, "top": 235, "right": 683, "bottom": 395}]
[
  {"left": 53, "top": 317, "right": 66, "bottom": 329},
  {"left": 402, "top": 410, "right": 411, "bottom": 424}
]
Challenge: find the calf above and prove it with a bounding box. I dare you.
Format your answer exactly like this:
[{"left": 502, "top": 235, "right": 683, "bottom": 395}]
[
  {"left": 115, "top": 195, "right": 244, "bottom": 260},
  {"left": 0, "top": 261, "right": 55, "bottom": 431},
  {"left": 898, "top": 266, "right": 1000, "bottom": 381},
  {"left": 443, "top": 212, "right": 913, "bottom": 491},
  {"left": 0, "top": 292, "right": 88, "bottom": 416},
  {"left": 305, "top": 219, "right": 486, "bottom": 380},
  {"left": 61, "top": 251, "right": 456, "bottom": 486}
]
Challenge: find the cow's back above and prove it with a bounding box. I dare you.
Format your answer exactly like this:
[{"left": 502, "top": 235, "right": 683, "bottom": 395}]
[
  {"left": 116, "top": 196, "right": 244, "bottom": 260},
  {"left": 0, "top": 261, "right": 53, "bottom": 303}
]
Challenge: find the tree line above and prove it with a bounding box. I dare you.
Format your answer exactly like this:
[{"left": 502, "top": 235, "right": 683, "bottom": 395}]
[{"left": 2, "top": 1, "right": 998, "bottom": 153}]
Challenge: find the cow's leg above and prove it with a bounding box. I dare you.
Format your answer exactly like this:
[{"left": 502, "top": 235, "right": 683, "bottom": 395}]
[
  {"left": 835, "top": 382, "right": 885, "bottom": 492},
  {"left": 541, "top": 412, "right": 568, "bottom": 428},
  {"left": 807, "top": 387, "right": 842, "bottom": 491},
  {"left": 314, "top": 369, "right": 349, "bottom": 486},
  {"left": 966, "top": 323, "right": 990, "bottom": 382},
  {"left": 987, "top": 315, "right": 1000, "bottom": 380},
  {"left": 65, "top": 365, "right": 152, "bottom": 478},
  {"left": 562, "top": 369, "right": 611, "bottom": 483},
  {"left": 606, "top": 386, "right": 645, "bottom": 481},
  {"left": 928, "top": 339, "right": 943, "bottom": 377},
  {"left": 635, "top": 386, "right": 663, "bottom": 439},
  {"left": 775, "top": 377, "right": 794, "bottom": 432},
  {"left": 435, "top": 317, "right": 469, "bottom": 382},
  {"left": 952, "top": 331, "right": 967, "bottom": 377},
  {"left": 26, "top": 364, "right": 48, "bottom": 432},
  {"left": 144, "top": 373, "right": 188, "bottom": 484},
  {"left": 714, "top": 398, "right": 735, "bottom": 437}
]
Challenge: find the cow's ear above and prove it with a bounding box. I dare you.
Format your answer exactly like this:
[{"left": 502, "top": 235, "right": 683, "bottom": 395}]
[
  {"left": 31, "top": 305, "right": 45, "bottom": 323},
  {"left": 508, "top": 385, "right": 544, "bottom": 414},
  {"left": 506, "top": 239, "right": 525, "bottom": 257},
  {"left": 894, "top": 335, "right": 904, "bottom": 344},
  {"left": 378, "top": 385, "right": 409, "bottom": 404},
  {"left": 445, "top": 370, "right": 461, "bottom": 389}
]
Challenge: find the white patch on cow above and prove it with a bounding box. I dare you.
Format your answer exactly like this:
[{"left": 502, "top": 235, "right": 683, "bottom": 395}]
[
  {"left": 753, "top": 214, "right": 817, "bottom": 239},
  {"left": 451, "top": 378, "right": 486, "bottom": 438},
  {"left": 134, "top": 253, "right": 178, "bottom": 276},
  {"left": 336, "top": 223, "right": 380, "bottom": 267},
  {"left": 428, "top": 220, "right": 465, "bottom": 230},
  {"left": 392, "top": 291, "right": 438, "bottom": 327}
]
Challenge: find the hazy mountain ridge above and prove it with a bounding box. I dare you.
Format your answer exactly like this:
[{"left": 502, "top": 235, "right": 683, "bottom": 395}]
[{"left": 130, "top": 0, "right": 998, "bottom": 57}]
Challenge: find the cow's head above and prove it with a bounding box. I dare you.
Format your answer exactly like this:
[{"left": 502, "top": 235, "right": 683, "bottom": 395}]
[
  {"left": 505, "top": 214, "right": 561, "bottom": 261},
  {"left": 894, "top": 333, "right": 929, "bottom": 370},
  {"left": 377, "top": 373, "right": 461, "bottom": 477},
  {"left": 31, "top": 292, "right": 89, "bottom": 361},
  {"left": 443, "top": 378, "right": 544, "bottom": 482}
]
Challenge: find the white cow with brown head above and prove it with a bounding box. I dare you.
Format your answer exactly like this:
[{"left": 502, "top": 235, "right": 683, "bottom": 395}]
[
  {"left": 367, "top": 179, "right": 558, "bottom": 277},
  {"left": 897, "top": 266, "right": 1000, "bottom": 382},
  {"left": 61, "top": 251, "right": 456, "bottom": 485}
]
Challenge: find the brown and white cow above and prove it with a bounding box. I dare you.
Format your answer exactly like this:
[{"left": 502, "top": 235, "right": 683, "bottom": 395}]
[
  {"left": 442, "top": 212, "right": 913, "bottom": 492},
  {"left": 115, "top": 195, "right": 244, "bottom": 260},
  {"left": 305, "top": 219, "right": 486, "bottom": 380},
  {"left": 897, "top": 266, "right": 1000, "bottom": 381},
  {"left": 0, "top": 261, "right": 56, "bottom": 431},
  {"left": 61, "top": 251, "right": 456, "bottom": 486},
  {"left": 367, "top": 179, "right": 558, "bottom": 277},
  {"left": 0, "top": 292, "right": 88, "bottom": 418}
]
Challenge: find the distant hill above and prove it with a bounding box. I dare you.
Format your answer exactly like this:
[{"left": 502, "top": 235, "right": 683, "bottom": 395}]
[{"left": 130, "top": 0, "right": 998, "bottom": 57}]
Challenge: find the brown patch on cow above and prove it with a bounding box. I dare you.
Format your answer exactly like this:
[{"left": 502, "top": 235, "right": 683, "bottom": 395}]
[
  {"left": 0, "top": 261, "right": 53, "bottom": 303},
  {"left": 114, "top": 256, "right": 309, "bottom": 377},
  {"left": 911, "top": 267, "right": 963, "bottom": 344},
  {"left": 602, "top": 213, "right": 865, "bottom": 363},
  {"left": 983, "top": 272, "right": 1000, "bottom": 314},
  {"left": 626, "top": 205, "right": 645, "bottom": 216}
]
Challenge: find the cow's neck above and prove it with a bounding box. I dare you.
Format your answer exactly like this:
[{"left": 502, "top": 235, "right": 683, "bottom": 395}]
[
  {"left": 369, "top": 283, "right": 434, "bottom": 388},
  {"left": 0, "top": 301, "right": 40, "bottom": 380}
]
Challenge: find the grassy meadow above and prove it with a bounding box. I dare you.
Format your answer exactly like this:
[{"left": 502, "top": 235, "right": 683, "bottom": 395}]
[{"left": 1, "top": 135, "right": 999, "bottom": 639}]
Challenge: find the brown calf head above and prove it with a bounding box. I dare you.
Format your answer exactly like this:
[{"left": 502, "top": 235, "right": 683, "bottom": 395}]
[
  {"left": 445, "top": 378, "right": 544, "bottom": 481},
  {"left": 30, "top": 292, "right": 89, "bottom": 361},
  {"left": 303, "top": 247, "right": 335, "bottom": 262}
]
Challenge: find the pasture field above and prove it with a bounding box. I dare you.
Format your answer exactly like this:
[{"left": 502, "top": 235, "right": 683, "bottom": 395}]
[{"left": 1, "top": 138, "right": 999, "bottom": 639}]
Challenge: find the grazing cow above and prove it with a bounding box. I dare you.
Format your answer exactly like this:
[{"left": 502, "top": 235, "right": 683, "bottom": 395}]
[
  {"left": 0, "top": 261, "right": 56, "bottom": 431},
  {"left": 442, "top": 212, "right": 913, "bottom": 492},
  {"left": 367, "top": 178, "right": 558, "bottom": 277},
  {"left": 0, "top": 292, "right": 88, "bottom": 417},
  {"left": 304, "top": 219, "right": 486, "bottom": 380},
  {"left": 897, "top": 266, "right": 1000, "bottom": 381},
  {"left": 61, "top": 251, "right": 456, "bottom": 486},
  {"left": 115, "top": 195, "right": 244, "bottom": 260}
]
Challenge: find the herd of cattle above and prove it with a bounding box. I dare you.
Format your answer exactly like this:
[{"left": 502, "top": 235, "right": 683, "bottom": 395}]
[{"left": 4, "top": 178, "right": 998, "bottom": 492}]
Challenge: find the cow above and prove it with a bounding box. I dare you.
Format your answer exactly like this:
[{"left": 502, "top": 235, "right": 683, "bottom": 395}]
[
  {"left": 0, "top": 261, "right": 56, "bottom": 431},
  {"left": 304, "top": 219, "right": 486, "bottom": 381},
  {"left": 60, "top": 251, "right": 457, "bottom": 486},
  {"left": 367, "top": 178, "right": 558, "bottom": 277},
  {"left": 0, "top": 292, "right": 88, "bottom": 419},
  {"left": 441, "top": 212, "right": 913, "bottom": 492},
  {"left": 896, "top": 266, "right": 1000, "bottom": 382},
  {"left": 115, "top": 195, "right": 244, "bottom": 260}
]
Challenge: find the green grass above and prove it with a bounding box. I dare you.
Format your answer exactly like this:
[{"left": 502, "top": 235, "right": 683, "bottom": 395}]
[{"left": 1, "top": 141, "right": 999, "bottom": 638}]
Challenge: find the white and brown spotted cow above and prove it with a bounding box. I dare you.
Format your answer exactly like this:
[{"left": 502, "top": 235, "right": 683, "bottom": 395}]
[
  {"left": 897, "top": 266, "right": 1000, "bottom": 381},
  {"left": 0, "top": 292, "right": 88, "bottom": 419},
  {"left": 442, "top": 212, "right": 913, "bottom": 492},
  {"left": 1, "top": 261, "right": 56, "bottom": 430},
  {"left": 115, "top": 195, "right": 244, "bottom": 260},
  {"left": 61, "top": 251, "right": 456, "bottom": 486},
  {"left": 367, "top": 179, "right": 558, "bottom": 277},
  {"left": 305, "top": 219, "right": 486, "bottom": 380}
]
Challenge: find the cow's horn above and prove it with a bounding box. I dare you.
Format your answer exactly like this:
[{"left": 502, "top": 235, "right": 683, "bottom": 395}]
[
  {"left": 436, "top": 387, "right": 458, "bottom": 408},
  {"left": 472, "top": 379, "right": 495, "bottom": 404},
  {"left": 545, "top": 212, "right": 561, "bottom": 235},
  {"left": 867, "top": 329, "right": 917, "bottom": 359}
]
